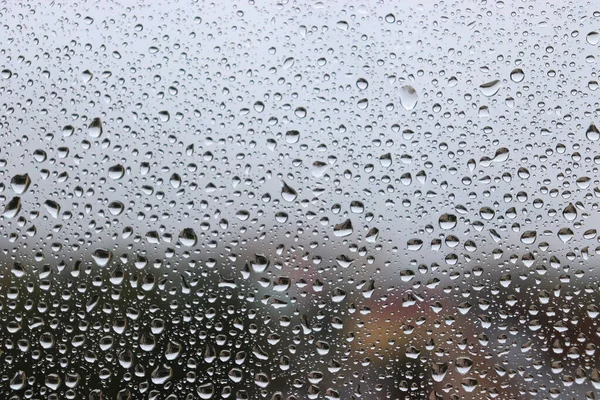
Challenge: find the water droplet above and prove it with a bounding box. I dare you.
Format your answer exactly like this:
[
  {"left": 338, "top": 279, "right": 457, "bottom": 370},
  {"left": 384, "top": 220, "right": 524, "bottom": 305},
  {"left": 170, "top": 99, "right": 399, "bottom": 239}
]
[
  {"left": 357, "top": 98, "right": 369, "bottom": 110},
  {"left": 253, "top": 101, "right": 265, "bottom": 112},
  {"left": 43, "top": 200, "right": 61, "bottom": 218},
  {"left": 10, "top": 371, "right": 26, "bottom": 390},
  {"left": 399, "top": 85, "right": 418, "bottom": 110},
  {"left": 81, "top": 69, "right": 93, "bottom": 83},
  {"left": 281, "top": 181, "right": 298, "bottom": 202},
  {"left": 557, "top": 227, "right": 574, "bottom": 242},
  {"left": 493, "top": 147, "right": 510, "bottom": 162},
  {"left": 479, "top": 79, "right": 502, "bottom": 96},
  {"left": 45, "top": 374, "right": 61, "bottom": 390},
  {"left": 431, "top": 362, "right": 448, "bottom": 382},
  {"left": 336, "top": 21, "right": 349, "bottom": 30},
  {"left": 179, "top": 228, "right": 197, "bottom": 247},
  {"left": 107, "top": 201, "right": 124, "bottom": 216},
  {"left": 520, "top": 231, "right": 537, "bottom": 244},
  {"left": 333, "top": 219, "right": 353, "bottom": 237},
  {"left": 158, "top": 111, "right": 170, "bottom": 122},
  {"left": 510, "top": 68, "right": 524, "bottom": 82},
  {"left": 0, "top": 69, "right": 12, "bottom": 79},
  {"left": 563, "top": 203, "right": 577, "bottom": 221},
  {"left": 438, "top": 214, "right": 457, "bottom": 229},
  {"left": 2, "top": 197, "right": 21, "bottom": 219},
  {"left": 285, "top": 130, "right": 300, "bottom": 143},
  {"left": 586, "top": 123, "right": 600, "bottom": 141},
  {"left": 294, "top": 107, "right": 307, "bottom": 118},
  {"left": 587, "top": 31, "right": 600, "bottom": 45},
  {"left": 88, "top": 118, "right": 103, "bottom": 138},
  {"left": 92, "top": 248, "right": 112, "bottom": 267},
  {"left": 10, "top": 174, "right": 30, "bottom": 194},
  {"left": 455, "top": 357, "right": 473, "bottom": 375},
  {"left": 356, "top": 78, "right": 368, "bottom": 89},
  {"left": 108, "top": 164, "right": 125, "bottom": 180}
]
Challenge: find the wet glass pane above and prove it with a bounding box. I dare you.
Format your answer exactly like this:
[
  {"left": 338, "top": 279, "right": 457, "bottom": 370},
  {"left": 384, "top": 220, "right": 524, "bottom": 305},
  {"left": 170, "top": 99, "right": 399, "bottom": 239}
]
[{"left": 1, "top": 1, "right": 600, "bottom": 399}]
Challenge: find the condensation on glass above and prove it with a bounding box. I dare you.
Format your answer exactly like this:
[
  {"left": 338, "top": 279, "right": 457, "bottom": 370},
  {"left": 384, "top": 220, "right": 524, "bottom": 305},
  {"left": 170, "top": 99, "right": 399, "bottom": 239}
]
[{"left": 1, "top": 1, "right": 600, "bottom": 399}]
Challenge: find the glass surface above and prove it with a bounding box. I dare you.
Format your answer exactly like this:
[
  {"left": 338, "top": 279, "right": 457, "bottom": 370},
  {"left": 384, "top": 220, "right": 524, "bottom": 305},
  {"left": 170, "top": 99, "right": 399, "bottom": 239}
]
[{"left": 1, "top": 1, "right": 600, "bottom": 399}]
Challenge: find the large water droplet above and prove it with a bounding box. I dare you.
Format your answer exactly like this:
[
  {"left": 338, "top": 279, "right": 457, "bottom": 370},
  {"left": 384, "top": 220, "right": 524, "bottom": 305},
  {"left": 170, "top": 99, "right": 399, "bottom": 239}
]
[
  {"left": 479, "top": 79, "right": 501, "bottom": 96},
  {"left": 281, "top": 181, "right": 298, "bottom": 202},
  {"left": 586, "top": 123, "right": 599, "bottom": 141},
  {"left": 399, "top": 85, "right": 418, "bottom": 110},
  {"left": 510, "top": 68, "right": 524, "bottom": 83},
  {"left": 179, "top": 228, "right": 197, "bottom": 247},
  {"left": 88, "top": 118, "right": 103, "bottom": 138},
  {"left": 333, "top": 219, "right": 353, "bottom": 237},
  {"left": 562, "top": 203, "right": 577, "bottom": 221},
  {"left": 438, "top": 214, "right": 457, "bottom": 230},
  {"left": 92, "top": 248, "right": 112, "bottom": 267},
  {"left": 2, "top": 197, "right": 21, "bottom": 219}
]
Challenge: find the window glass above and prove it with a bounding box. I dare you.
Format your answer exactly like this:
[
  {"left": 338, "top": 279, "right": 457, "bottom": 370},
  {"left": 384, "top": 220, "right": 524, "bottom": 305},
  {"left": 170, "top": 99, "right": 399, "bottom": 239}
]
[{"left": 1, "top": 1, "right": 599, "bottom": 399}]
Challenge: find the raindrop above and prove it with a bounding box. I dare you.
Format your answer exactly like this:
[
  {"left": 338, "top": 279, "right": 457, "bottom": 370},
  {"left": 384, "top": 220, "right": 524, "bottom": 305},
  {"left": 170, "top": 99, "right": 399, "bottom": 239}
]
[
  {"left": 81, "top": 69, "right": 93, "bottom": 83},
  {"left": 179, "top": 228, "right": 197, "bottom": 247},
  {"left": 336, "top": 21, "right": 349, "bottom": 30},
  {"left": 333, "top": 219, "right": 353, "bottom": 237},
  {"left": 253, "top": 101, "right": 265, "bottom": 112},
  {"left": 479, "top": 79, "right": 502, "bottom": 96},
  {"left": 438, "top": 214, "right": 457, "bottom": 230},
  {"left": 92, "top": 248, "right": 112, "bottom": 267},
  {"left": 587, "top": 31, "right": 600, "bottom": 45},
  {"left": 2, "top": 197, "right": 21, "bottom": 219},
  {"left": 586, "top": 123, "right": 599, "bottom": 141},
  {"left": 356, "top": 78, "right": 368, "bottom": 89},
  {"left": 399, "top": 85, "right": 418, "bottom": 110},
  {"left": 108, "top": 164, "right": 126, "bottom": 180},
  {"left": 281, "top": 181, "right": 298, "bottom": 202},
  {"left": 88, "top": 118, "right": 103, "bottom": 138},
  {"left": 510, "top": 68, "right": 524, "bottom": 82},
  {"left": 285, "top": 130, "right": 300, "bottom": 143}
]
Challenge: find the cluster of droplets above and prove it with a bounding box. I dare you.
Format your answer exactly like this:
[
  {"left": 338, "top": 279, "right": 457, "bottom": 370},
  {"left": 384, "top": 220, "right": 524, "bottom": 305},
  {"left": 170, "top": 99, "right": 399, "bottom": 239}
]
[{"left": 1, "top": 1, "right": 600, "bottom": 400}]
